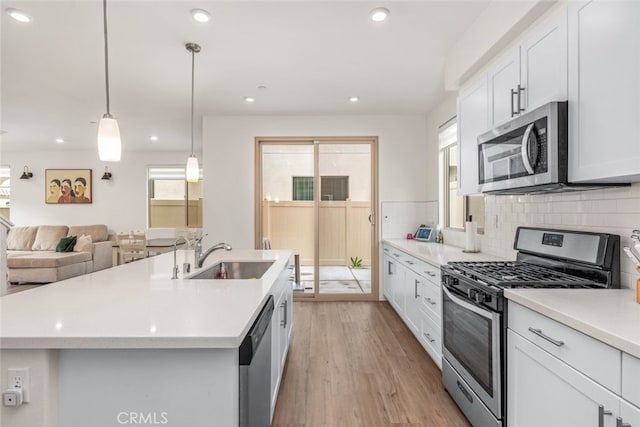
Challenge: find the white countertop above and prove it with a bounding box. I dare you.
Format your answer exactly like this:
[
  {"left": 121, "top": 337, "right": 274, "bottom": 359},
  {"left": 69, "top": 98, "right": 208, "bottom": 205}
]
[
  {"left": 505, "top": 288, "right": 640, "bottom": 358},
  {"left": 383, "top": 238, "right": 506, "bottom": 266},
  {"left": 0, "top": 249, "right": 292, "bottom": 349}
]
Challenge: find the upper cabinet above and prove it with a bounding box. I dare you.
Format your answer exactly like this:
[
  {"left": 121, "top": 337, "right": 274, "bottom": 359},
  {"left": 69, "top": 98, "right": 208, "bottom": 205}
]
[
  {"left": 568, "top": 0, "right": 640, "bottom": 183},
  {"left": 457, "top": 8, "right": 568, "bottom": 195},
  {"left": 457, "top": 74, "right": 489, "bottom": 196},
  {"left": 490, "top": 9, "right": 568, "bottom": 127}
]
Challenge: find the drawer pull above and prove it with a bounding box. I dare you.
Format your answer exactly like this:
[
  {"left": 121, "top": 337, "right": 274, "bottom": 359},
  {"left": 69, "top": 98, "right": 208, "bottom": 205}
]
[
  {"left": 383, "top": 248, "right": 389, "bottom": 252},
  {"left": 599, "top": 405, "right": 612, "bottom": 427},
  {"left": 393, "top": 253, "right": 400, "bottom": 258},
  {"left": 528, "top": 327, "right": 565, "bottom": 347},
  {"left": 425, "top": 297, "right": 437, "bottom": 306},
  {"left": 616, "top": 417, "right": 631, "bottom": 427},
  {"left": 424, "top": 271, "right": 437, "bottom": 277},
  {"left": 406, "top": 260, "right": 415, "bottom": 265},
  {"left": 423, "top": 332, "right": 436, "bottom": 343}
]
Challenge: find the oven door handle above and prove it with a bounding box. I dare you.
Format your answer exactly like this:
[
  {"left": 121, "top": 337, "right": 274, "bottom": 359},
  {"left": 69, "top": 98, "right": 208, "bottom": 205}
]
[
  {"left": 521, "top": 123, "right": 537, "bottom": 175},
  {"left": 442, "top": 285, "right": 493, "bottom": 320}
]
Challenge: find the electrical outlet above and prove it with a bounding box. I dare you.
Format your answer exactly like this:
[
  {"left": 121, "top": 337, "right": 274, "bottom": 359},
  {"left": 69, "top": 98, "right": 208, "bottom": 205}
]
[{"left": 7, "top": 368, "right": 29, "bottom": 403}]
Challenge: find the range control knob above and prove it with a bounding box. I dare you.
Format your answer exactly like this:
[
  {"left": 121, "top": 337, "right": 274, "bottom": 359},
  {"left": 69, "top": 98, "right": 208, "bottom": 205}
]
[
  {"left": 475, "top": 291, "right": 487, "bottom": 304},
  {"left": 445, "top": 276, "right": 459, "bottom": 287},
  {"left": 467, "top": 288, "right": 478, "bottom": 299}
]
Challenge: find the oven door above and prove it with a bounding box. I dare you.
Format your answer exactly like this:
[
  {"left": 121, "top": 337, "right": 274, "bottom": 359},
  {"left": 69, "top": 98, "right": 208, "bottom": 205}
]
[{"left": 442, "top": 284, "right": 502, "bottom": 418}]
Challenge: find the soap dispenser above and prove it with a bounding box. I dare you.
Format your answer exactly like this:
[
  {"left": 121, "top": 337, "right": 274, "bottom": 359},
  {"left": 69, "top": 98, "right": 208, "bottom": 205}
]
[{"left": 218, "top": 262, "right": 228, "bottom": 279}]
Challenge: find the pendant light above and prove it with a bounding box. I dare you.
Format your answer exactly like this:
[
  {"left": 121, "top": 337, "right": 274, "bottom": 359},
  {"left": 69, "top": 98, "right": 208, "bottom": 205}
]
[
  {"left": 185, "top": 42, "right": 201, "bottom": 183},
  {"left": 97, "top": 0, "right": 121, "bottom": 162}
]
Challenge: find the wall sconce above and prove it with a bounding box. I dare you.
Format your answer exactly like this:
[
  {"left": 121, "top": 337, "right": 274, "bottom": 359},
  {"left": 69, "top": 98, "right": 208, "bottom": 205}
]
[
  {"left": 20, "top": 166, "right": 33, "bottom": 180},
  {"left": 101, "top": 166, "right": 113, "bottom": 180}
]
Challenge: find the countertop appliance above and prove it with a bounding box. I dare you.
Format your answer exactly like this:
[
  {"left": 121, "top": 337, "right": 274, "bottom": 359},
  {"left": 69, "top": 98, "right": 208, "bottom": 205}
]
[
  {"left": 477, "top": 101, "right": 626, "bottom": 194},
  {"left": 441, "top": 226, "right": 620, "bottom": 427},
  {"left": 239, "top": 295, "right": 274, "bottom": 427}
]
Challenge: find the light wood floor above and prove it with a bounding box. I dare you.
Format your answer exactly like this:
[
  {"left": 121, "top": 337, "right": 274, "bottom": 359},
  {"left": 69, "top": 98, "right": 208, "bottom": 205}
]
[{"left": 272, "top": 301, "right": 470, "bottom": 427}]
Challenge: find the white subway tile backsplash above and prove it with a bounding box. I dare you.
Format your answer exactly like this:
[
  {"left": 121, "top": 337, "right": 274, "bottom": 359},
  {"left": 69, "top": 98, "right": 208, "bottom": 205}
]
[{"left": 481, "top": 183, "right": 640, "bottom": 289}]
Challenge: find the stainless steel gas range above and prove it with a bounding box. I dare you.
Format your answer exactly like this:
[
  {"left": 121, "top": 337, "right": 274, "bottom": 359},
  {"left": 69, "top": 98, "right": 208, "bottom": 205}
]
[{"left": 440, "top": 227, "right": 620, "bottom": 427}]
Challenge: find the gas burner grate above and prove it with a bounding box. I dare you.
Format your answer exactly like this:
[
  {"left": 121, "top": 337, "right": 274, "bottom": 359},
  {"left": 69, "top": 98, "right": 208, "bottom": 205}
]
[{"left": 446, "top": 261, "right": 601, "bottom": 288}]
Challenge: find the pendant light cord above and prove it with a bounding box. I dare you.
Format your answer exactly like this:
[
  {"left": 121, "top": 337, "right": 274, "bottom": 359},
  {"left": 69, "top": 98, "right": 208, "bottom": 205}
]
[
  {"left": 190, "top": 48, "right": 195, "bottom": 155},
  {"left": 103, "top": 0, "right": 111, "bottom": 117}
]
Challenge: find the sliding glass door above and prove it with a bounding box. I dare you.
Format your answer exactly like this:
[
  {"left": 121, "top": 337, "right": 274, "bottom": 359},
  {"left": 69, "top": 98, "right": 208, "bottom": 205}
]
[{"left": 257, "top": 137, "right": 378, "bottom": 301}]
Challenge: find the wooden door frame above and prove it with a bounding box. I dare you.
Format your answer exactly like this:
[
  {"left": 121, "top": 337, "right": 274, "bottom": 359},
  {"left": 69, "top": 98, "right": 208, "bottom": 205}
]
[{"left": 255, "top": 136, "right": 379, "bottom": 302}]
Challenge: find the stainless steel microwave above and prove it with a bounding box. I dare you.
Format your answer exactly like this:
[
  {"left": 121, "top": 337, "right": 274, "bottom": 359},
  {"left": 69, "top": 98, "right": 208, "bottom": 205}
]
[{"left": 477, "top": 101, "right": 568, "bottom": 194}]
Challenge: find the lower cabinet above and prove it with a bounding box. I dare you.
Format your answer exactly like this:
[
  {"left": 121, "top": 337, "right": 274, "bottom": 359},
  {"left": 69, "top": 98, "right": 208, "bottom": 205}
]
[
  {"left": 270, "top": 263, "right": 294, "bottom": 419},
  {"left": 382, "top": 244, "right": 442, "bottom": 367},
  {"left": 508, "top": 302, "right": 640, "bottom": 427}
]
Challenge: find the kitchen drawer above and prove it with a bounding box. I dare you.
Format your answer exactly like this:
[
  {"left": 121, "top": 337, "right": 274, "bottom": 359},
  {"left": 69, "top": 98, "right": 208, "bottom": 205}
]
[
  {"left": 400, "top": 253, "right": 441, "bottom": 285},
  {"left": 418, "top": 279, "right": 441, "bottom": 322},
  {"left": 509, "top": 302, "right": 621, "bottom": 393},
  {"left": 419, "top": 311, "right": 442, "bottom": 367},
  {"left": 623, "top": 352, "right": 640, "bottom": 408}
]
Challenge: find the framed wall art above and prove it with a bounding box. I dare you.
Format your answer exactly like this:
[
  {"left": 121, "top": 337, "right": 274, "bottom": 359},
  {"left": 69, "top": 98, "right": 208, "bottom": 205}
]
[{"left": 45, "top": 169, "right": 92, "bottom": 204}]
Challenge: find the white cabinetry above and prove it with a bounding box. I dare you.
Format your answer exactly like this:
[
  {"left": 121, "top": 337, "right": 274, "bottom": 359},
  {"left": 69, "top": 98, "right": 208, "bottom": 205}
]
[
  {"left": 457, "top": 8, "right": 567, "bottom": 195},
  {"left": 508, "top": 302, "right": 639, "bottom": 427},
  {"left": 457, "top": 74, "right": 489, "bottom": 196},
  {"left": 568, "top": 0, "right": 640, "bottom": 183},
  {"left": 382, "top": 243, "right": 442, "bottom": 367},
  {"left": 489, "top": 9, "right": 567, "bottom": 127},
  {"left": 270, "top": 263, "right": 294, "bottom": 418}
]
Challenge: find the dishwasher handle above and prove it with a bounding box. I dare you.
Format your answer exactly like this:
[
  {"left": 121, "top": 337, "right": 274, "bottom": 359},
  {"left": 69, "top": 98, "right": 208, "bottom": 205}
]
[{"left": 239, "top": 295, "right": 274, "bottom": 365}]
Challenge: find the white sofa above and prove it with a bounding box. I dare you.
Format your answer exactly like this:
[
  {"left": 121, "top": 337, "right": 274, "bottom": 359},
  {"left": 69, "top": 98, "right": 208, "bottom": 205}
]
[{"left": 6, "top": 224, "right": 113, "bottom": 284}]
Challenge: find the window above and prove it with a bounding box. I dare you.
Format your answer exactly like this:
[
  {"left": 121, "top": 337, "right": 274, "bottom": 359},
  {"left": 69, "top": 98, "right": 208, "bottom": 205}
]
[
  {"left": 293, "top": 176, "right": 350, "bottom": 201},
  {"left": 439, "top": 119, "right": 484, "bottom": 232},
  {"left": 292, "top": 176, "right": 314, "bottom": 200},
  {"left": 147, "top": 167, "right": 203, "bottom": 228},
  {"left": 0, "top": 166, "right": 9, "bottom": 220},
  {"left": 321, "top": 176, "right": 349, "bottom": 201}
]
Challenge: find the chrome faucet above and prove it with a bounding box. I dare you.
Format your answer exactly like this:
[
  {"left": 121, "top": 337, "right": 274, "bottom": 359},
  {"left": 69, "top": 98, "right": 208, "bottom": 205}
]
[
  {"left": 171, "top": 237, "right": 187, "bottom": 279},
  {"left": 195, "top": 241, "right": 233, "bottom": 268}
]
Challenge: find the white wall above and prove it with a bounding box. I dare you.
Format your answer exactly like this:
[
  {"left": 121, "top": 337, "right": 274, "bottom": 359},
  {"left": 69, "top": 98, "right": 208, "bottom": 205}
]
[
  {"left": 1, "top": 150, "right": 191, "bottom": 232},
  {"left": 202, "top": 115, "right": 428, "bottom": 249}
]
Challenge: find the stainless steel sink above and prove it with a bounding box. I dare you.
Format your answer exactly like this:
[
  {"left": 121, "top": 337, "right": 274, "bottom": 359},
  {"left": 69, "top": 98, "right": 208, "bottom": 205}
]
[{"left": 188, "top": 261, "right": 274, "bottom": 280}]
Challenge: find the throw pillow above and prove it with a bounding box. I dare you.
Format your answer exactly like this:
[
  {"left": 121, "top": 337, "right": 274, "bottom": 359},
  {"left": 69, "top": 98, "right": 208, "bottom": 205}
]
[
  {"left": 55, "top": 235, "right": 77, "bottom": 253},
  {"left": 6, "top": 226, "right": 38, "bottom": 250},
  {"left": 74, "top": 234, "right": 93, "bottom": 252},
  {"left": 32, "top": 225, "right": 69, "bottom": 250}
]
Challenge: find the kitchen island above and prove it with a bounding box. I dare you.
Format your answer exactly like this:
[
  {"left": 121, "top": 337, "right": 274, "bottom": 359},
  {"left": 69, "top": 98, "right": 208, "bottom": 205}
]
[{"left": 0, "top": 248, "right": 293, "bottom": 427}]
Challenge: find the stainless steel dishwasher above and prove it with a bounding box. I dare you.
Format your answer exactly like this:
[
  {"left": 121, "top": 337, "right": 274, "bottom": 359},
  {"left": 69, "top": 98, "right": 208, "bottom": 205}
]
[{"left": 239, "top": 295, "right": 274, "bottom": 427}]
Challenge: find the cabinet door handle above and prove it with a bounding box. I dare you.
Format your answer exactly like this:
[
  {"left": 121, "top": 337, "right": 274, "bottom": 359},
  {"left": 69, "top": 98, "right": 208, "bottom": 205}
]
[
  {"left": 528, "top": 327, "right": 565, "bottom": 347},
  {"left": 414, "top": 279, "right": 420, "bottom": 298},
  {"left": 405, "top": 260, "right": 414, "bottom": 265},
  {"left": 510, "top": 88, "right": 518, "bottom": 117},
  {"left": 388, "top": 261, "right": 393, "bottom": 275},
  {"left": 517, "top": 84, "right": 525, "bottom": 113},
  {"left": 599, "top": 405, "right": 613, "bottom": 427},
  {"left": 617, "top": 417, "right": 631, "bottom": 427},
  {"left": 423, "top": 332, "right": 436, "bottom": 343},
  {"left": 425, "top": 297, "right": 437, "bottom": 306},
  {"left": 281, "top": 300, "right": 288, "bottom": 328}
]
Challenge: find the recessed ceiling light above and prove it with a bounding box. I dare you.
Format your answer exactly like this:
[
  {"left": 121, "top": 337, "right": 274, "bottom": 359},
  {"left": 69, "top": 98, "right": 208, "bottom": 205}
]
[
  {"left": 191, "top": 9, "right": 211, "bottom": 23},
  {"left": 369, "top": 7, "right": 390, "bottom": 22},
  {"left": 149, "top": 135, "right": 159, "bottom": 141},
  {"left": 5, "top": 8, "right": 32, "bottom": 23},
  {"left": 55, "top": 138, "right": 65, "bottom": 144},
  {"left": 244, "top": 96, "right": 256, "bottom": 103},
  {"left": 349, "top": 96, "right": 359, "bottom": 103}
]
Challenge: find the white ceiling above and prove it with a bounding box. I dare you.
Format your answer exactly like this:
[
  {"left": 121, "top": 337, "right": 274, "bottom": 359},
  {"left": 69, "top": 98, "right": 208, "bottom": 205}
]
[{"left": 0, "top": 1, "right": 489, "bottom": 153}]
